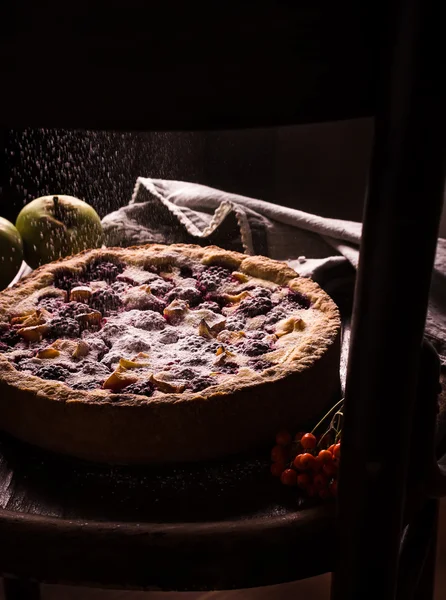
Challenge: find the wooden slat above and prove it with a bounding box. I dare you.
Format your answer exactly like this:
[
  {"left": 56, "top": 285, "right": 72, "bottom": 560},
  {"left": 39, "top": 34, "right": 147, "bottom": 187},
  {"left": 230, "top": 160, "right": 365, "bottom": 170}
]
[
  {"left": 0, "top": 2, "right": 376, "bottom": 130},
  {"left": 0, "top": 433, "right": 335, "bottom": 589}
]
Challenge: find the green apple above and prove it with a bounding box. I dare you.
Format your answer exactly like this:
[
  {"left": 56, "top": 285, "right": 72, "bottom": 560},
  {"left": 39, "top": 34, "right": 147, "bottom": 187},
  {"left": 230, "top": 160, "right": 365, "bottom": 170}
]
[
  {"left": 0, "top": 217, "right": 24, "bottom": 289},
  {"left": 16, "top": 195, "right": 104, "bottom": 269}
]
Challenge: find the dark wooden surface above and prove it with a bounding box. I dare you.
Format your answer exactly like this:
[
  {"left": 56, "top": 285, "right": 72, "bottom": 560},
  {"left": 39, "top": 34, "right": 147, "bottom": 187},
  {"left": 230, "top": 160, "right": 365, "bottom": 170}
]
[
  {"left": 0, "top": 436, "right": 336, "bottom": 591},
  {"left": 0, "top": 433, "right": 312, "bottom": 525},
  {"left": 0, "top": 3, "right": 376, "bottom": 130}
]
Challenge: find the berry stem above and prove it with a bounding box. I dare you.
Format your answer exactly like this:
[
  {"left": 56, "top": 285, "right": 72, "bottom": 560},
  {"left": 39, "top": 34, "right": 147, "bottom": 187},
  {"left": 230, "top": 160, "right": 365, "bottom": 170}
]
[
  {"left": 311, "top": 398, "right": 344, "bottom": 436},
  {"left": 329, "top": 410, "right": 343, "bottom": 431}
]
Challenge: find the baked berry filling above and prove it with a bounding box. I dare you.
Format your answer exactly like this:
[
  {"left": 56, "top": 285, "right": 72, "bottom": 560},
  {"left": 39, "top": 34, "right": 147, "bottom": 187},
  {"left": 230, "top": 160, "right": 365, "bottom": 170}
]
[{"left": 1, "top": 259, "right": 312, "bottom": 398}]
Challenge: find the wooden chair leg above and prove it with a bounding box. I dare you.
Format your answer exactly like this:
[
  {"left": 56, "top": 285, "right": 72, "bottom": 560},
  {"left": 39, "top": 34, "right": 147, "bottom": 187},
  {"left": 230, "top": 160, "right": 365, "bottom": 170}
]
[
  {"left": 396, "top": 498, "right": 439, "bottom": 600},
  {"left": 413, "top": 500, "right": 439, "bottom": 600},
  {"left": 2, "top": 578, "right": 40, "bottom": 600}
]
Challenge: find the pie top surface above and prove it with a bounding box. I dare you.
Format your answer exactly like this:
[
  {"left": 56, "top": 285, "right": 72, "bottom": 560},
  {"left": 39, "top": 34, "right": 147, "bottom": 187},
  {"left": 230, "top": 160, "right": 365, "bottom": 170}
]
[{"left": 0, "top": 244, "right": 340, "bottom": 405}]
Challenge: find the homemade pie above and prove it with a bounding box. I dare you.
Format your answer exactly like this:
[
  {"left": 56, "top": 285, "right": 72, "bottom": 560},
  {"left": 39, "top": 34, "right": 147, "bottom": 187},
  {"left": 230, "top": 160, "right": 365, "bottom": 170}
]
[{"left": 0, "top": 244, "right": 341, "bottom": 464}]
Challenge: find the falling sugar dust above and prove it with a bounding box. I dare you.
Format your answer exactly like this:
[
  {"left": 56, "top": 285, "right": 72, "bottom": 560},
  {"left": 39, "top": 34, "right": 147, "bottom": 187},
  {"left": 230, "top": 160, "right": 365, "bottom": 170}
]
[
  {"left": 1, "top": 128, "right": 206, "bottom": 277},
  {"left": 4, "top": 129, "right": 206, "bottom": 220}
]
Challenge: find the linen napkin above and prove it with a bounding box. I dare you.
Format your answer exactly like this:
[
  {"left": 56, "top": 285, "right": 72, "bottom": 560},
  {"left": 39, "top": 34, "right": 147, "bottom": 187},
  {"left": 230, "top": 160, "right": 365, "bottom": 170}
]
[{"left": 102, "top": 178, "right": 446, "bottom": 366}]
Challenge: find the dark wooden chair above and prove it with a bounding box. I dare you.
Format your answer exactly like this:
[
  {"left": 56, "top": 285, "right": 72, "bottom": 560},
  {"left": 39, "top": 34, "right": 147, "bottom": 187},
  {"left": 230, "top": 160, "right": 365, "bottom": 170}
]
[{"left": 0, "top": 1, "right": 445, "bottom": 599}]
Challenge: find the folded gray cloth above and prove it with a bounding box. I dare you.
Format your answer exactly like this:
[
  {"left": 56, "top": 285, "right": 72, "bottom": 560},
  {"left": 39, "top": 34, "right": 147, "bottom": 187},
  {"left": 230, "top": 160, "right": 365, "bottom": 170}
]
[{"left": 102, "top": 177, "right": 446, "bottom": 366}]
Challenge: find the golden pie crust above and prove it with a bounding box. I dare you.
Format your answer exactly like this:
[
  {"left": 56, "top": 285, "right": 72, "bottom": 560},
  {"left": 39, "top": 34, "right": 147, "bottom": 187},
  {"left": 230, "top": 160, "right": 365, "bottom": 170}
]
[{"left": 0, "top": 244, "right": 341, "bottom": 464}]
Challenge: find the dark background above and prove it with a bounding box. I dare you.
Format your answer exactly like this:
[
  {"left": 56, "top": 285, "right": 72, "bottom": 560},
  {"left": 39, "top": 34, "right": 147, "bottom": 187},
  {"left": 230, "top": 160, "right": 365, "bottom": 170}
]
[{"left": 1, "top": 120, "right": 445, "bottom": 236}]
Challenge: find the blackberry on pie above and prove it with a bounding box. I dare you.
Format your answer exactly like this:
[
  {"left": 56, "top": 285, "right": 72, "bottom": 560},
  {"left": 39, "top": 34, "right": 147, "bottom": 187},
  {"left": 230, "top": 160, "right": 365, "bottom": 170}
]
[
  {"left": 242, "top": 339, "right": 272, "bottom": 357},
  {"left": 238, "top": 294, "right": 273, "bottom": 318},
  {"left": 264, "top": 307, "right": 288, "bottom": 328},
  {"left": 47, "top": 317, "right": 80, "bottom": 338},
  {"left": 37, "top": 296, "right": 64, "bottom": 313},
  {"left": 122, "top": 380, "right": 154, "bottom": 397},
  {"left": 84, "top": 260, "right": 124, "bottom": 283},
  {"left": 165, "top": 286, "right": 202, "bottom": 306},
  {"left": 53, "top": 270, "right": 80, "bottom": 292},
  {"left": 35, "top": 364, "right": 71, "bottom": 381},
  {"left": 197, "top": 266, "right": 232, "bottom": 292},
  {"left": 89, "top": 289, "right": 122, "bottom": 313},
  {"left": 287, "top": 289, "right": 311, "bottom": 309},
  {"left": 0, "top": 327, "right": 21, "bottom": 348},
  {"left": 225, "top": 316, "right": 246, "bottom": 331},
  {"left": 59, "top": 301, "right": 91, "bottom": 319},
  {"left": 248, "top": 358, "right": 273, "bottom": 371},
  {"left": 197, "top": 301, "right": 222, "bottom": 314},
  {"left": 187, "top": 376, "right": 215, "bottom": 392},
  {"left": 71, "top": 379, "right": 102, "bottom": 391}
]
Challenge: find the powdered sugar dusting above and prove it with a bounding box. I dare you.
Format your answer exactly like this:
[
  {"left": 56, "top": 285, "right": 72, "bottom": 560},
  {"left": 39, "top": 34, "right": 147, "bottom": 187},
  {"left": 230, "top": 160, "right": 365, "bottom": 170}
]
[{"left": 1, "top": 257, "right": 314, "bottom": 398}]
